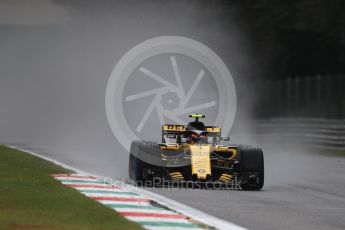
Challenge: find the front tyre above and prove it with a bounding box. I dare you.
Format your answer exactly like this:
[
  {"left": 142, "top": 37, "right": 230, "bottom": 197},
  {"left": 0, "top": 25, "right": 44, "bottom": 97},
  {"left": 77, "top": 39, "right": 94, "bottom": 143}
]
[
  {"left": 128, "top": 154, "right": 144, "bottom": 185},
  {"left": 238, "top": 146, "right": 264, "bottom": 190}
]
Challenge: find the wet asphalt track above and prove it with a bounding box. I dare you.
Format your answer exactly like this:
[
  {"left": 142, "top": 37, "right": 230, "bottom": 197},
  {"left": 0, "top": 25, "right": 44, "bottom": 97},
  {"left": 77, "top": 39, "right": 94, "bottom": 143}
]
[
  {"left": 148, "top": 177, "right": 345, "bottom": 230},
  {"left": 13, "top": 144, "right": 345, "bottom": 230},
  {"left": 141, "top": 146, "right": 345, "bottom": 230}
]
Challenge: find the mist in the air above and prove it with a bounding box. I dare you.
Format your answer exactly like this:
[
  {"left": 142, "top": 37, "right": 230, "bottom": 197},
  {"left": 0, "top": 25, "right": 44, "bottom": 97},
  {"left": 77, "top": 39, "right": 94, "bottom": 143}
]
[
  {"left": 0, "top": 1, "right": 325, "bottom": 191},
  {"left": 0, "top": 0, "right": 257, "bottom": 178}
]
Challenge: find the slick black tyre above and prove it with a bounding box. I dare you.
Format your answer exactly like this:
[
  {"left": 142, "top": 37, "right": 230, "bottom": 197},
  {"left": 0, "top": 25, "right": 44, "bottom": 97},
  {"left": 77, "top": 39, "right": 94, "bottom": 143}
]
[
  {"left": 238, "top": 146, "right": 264, "bottom": 190},
  {"left": 128, "top": 154, "right": 144, "bottom": 185}
]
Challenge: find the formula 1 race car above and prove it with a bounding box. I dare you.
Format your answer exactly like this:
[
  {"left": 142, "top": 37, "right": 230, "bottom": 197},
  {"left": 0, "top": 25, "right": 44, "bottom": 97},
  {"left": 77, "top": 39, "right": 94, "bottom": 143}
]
[{"left": 128, "top": 114, "right": 264, "bottom": 190}]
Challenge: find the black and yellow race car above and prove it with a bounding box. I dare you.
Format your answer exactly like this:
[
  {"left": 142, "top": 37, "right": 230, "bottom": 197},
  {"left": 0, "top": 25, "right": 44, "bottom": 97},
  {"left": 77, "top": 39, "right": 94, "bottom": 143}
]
[{"left": 128, "top": 114, "right": 264, "bottom": 190}]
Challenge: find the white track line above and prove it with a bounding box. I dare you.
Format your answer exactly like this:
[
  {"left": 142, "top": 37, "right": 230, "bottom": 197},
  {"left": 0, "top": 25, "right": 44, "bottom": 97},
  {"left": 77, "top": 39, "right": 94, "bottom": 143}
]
[{"left": 7, "top": 145, "right": 247, "bottom": 230}]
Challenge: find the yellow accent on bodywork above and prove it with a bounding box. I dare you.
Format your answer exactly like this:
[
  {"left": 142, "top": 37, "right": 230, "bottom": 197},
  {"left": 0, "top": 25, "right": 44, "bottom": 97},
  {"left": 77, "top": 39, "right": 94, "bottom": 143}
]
[
  {"left": 163, "top": 125, "right": 186, "bottom": 132},
  {"left": 214, "top": 145, "right": 238, "bottom": 159},
  {"left": 190, "top": 114, "right": 204, "bottom": 118},
  {"left": 190, "top": 145, "right": 211, "bottom": 180},
  {"left": 219, "top": 173, "right": 232, "bottom": 182},
  {"left": 170, "top": 172, "right": 184, "bottom": 181},
  {"left": 159, "top": 143, "right": 181, "bottom": 150},
  {"left": 206, "top": 126, "right": 221, "bottom": 133}
]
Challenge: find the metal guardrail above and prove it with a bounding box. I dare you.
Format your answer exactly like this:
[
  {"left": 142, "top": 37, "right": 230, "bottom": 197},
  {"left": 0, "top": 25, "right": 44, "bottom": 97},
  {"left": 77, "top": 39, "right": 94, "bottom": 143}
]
[{"left": 251, "top": 118, "right": 345, "bottom": 150}]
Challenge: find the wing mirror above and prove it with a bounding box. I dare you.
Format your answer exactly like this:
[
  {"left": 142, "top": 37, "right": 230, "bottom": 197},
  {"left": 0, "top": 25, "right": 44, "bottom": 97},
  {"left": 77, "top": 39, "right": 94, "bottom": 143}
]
[
  {"left": 220, "top": 137, "right": 230, "bottom": 141},
  {"left": 180, "top": 137, "right": 187, "bottom": 143}
]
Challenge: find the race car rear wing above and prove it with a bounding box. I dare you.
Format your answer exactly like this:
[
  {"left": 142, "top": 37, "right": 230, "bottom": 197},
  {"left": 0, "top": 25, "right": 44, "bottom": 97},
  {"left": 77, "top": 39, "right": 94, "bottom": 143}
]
[{"left": 162, "top": 124, "right": 221, "bottom": 141}]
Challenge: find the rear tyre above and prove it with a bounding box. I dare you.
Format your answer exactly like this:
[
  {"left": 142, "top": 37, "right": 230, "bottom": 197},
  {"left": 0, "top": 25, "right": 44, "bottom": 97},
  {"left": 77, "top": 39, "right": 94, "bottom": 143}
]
[{"left": 238, "top": 145, "right": 264, "bottom": 190}]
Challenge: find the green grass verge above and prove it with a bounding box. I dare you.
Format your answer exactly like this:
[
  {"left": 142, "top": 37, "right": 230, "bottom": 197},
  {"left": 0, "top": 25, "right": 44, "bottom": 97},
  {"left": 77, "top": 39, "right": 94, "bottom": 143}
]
[{"left": 0, "top": 145, "right": 142, "bottom": 230}]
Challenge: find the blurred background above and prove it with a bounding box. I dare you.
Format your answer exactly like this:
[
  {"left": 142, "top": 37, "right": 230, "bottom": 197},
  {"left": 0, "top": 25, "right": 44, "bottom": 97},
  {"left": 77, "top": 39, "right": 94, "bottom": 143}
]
[
  {"left": 0, "top": 0, "right": 344, "bottom": 177},
  {"left": 230, "top": 1, "right": 345, "bottom": 151}
]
